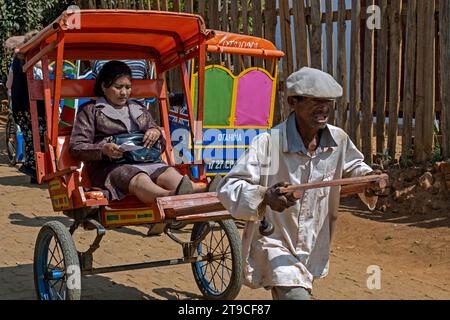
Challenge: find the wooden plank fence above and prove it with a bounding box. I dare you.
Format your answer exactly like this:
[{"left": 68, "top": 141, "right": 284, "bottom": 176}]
[{"left": 74, "top": 0, "right": 450, "bottom": 163}]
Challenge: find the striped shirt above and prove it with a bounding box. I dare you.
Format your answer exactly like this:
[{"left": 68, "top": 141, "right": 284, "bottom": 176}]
[{"left": 92, "top": 60, "right": 152, "bottom": 79}]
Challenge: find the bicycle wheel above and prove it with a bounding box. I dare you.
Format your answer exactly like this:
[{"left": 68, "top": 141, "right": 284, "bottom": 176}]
[
  {"left": 34, "top": 221, "right": 81, "bottom": 300},
  {"left": 190, "top": 220, "right": 243, "bottom": 300}
]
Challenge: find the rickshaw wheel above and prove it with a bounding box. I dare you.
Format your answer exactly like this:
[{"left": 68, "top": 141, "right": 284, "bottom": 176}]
[
  {"left": 169, "top": 221, "right": 188, "bottom": 230},
  {"left": 190, "top": 220, "right": 243, "bottom": 300},
  {"left": 6, "top": 116, "right": 17, "bottom": 166},
  {"left": 34, "top": 221, "right": 81, "bottom": 300}
]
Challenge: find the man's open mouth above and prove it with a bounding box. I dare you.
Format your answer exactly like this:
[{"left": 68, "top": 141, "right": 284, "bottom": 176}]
[{"left": 314, "top": 114, "right": 329, "bottom": 124}]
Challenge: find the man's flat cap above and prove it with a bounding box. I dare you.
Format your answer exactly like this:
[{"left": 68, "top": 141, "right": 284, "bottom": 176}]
[{"left": 286, "top": 67, "right": 343, "bottom": 99}]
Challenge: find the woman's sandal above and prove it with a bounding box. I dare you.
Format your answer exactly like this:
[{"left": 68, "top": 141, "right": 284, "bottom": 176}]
[
  {"left": 175, "top": 175, "right": 194, "bottom": 195},
  {"left": 206, "top": 174, "right": 222, "bottom": 192}
]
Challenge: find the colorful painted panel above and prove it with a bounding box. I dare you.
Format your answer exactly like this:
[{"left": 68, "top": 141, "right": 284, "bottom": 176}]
[
  {"left": 48, "top": 178, "right": 71, "bottom": 211},
  {"left": 193, "top": 67, "right": 234, "bottom": 126},
  {"left": 171, "top": 128, "right": 268, "bottom": 175},
  {"left": 103, "top": 209, "right": 156, "bottom": 227},
  {"left": 49, "top": 60, "right": 78, "bottom": 129},
  {"left": 234, "top": 70, "right": 273, "bottom": 127}
]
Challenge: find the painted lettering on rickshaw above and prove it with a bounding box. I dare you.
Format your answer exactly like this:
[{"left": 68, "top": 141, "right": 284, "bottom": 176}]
[
  {"left": 219, "top": 39, "right": 260, "bottom": 49},
  {"left": 217, "top": 133, "right": 243, "bottom": 142}
]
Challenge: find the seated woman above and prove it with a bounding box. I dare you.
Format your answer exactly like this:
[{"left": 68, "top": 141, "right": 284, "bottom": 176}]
[{"left": 69, "top": 60, "right": 213, "bottom": 206}]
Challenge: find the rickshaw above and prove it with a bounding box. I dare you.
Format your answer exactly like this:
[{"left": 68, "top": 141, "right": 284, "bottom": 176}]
[
  {"left": 19, "top": 9, "right": 389, "bottom": 301},
  {"left": 18, "top": 10, "right": 245, "bottom": 300}
]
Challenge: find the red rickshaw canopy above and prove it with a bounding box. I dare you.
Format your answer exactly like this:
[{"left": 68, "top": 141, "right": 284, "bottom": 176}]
[{"left": 18, "top": 10, "right": 213, "bottom": 71}]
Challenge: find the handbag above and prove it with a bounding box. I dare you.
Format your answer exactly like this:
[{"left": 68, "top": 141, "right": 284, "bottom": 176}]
[{"left": 111, "top": 132, "right": 162, "bottom": 164}]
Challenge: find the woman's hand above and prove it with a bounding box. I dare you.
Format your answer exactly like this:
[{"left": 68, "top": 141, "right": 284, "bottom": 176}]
[
  {"left": 102, "top": 143, "right": 124, "bottom": 160},
  {"left": 143, "top": 128, "right": 161, "bottom": 148}
]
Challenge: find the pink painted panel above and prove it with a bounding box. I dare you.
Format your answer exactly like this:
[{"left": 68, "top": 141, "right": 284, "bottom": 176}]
[{"left": 234, "top": 70, "right": 273, "bottom": 127}]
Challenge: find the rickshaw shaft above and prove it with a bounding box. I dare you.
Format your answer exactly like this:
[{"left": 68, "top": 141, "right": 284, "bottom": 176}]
[{"left": 81, "top": 254, "right": 222, "bottom": 276}]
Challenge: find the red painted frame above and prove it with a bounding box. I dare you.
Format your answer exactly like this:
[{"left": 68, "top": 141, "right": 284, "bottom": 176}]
[{"left": 18, "top": 10, "right": 214, "bottom": 226}]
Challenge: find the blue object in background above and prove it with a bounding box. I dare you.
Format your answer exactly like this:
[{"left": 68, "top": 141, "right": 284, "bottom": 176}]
[
  {"left": 16, "top": 128, "right": 24, "bottom": 162},
  {"left": 190, "top": 165, "right": 199, "bottom": 180}
]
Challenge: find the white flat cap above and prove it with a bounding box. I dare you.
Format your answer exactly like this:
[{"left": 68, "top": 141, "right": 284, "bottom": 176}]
[{"left": 286, "top": 67, "right": 343, "bottom": 99}]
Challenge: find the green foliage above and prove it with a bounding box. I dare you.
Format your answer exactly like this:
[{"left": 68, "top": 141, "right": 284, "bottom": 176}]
[
  {"left": 400, "top": 151, "right": 414, "bottom": 168},
  {"left": 0, "top": 0, "right": 72, "bottom": 76},
  {"left": 376, "top": 149, "right": 392, "bottom": 163}
]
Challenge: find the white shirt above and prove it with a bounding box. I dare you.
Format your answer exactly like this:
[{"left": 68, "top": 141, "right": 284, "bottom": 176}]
[{"left": 217, "top": 113, "right": 376, "bottom": 290}]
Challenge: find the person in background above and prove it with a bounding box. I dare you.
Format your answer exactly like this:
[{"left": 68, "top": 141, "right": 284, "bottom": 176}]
[
  {"left": 9, "top": 30, "right": 47, "bottom": 183},
  {"left": 92, "top": 60, "right": 152, "bottom": 80}
]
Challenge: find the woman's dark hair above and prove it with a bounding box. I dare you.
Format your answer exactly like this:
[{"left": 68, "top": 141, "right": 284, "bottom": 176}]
[{"left": 94, "top": 61, "right": 132, "bottom": 97}]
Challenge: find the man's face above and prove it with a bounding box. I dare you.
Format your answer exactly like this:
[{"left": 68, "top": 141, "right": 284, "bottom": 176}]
[{"left": 289, "top": 96, "right": 334, "bottom": 130}]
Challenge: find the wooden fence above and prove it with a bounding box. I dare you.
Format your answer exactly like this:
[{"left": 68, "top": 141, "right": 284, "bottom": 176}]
[{"left": 74, "top": 0, "right": 450, "bottom": 163}]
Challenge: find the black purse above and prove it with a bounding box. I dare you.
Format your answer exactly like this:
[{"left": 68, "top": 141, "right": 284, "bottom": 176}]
[{"left": 111, "top": 133, "right": 162, "bottom": 164}]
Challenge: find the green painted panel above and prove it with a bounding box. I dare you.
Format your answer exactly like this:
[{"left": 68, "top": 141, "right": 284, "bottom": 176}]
[{"left": 193, "top": 67, "right": 234, "bottom": 126}]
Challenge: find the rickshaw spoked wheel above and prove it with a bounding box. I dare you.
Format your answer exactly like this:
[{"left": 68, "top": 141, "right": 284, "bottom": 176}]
[
  {"left": 190, "top": 220, "right": 243, "bottom": 300},
  {"left": 169, "top": 221, "right": 188, "bottom": 230},
  {"left": 34, "top": 221, "right": 81, "bottom": 300}
]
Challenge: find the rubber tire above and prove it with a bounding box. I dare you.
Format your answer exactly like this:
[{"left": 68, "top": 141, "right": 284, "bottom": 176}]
[
  {"left": 34, "top": 221, "right": 81, "bottom": 300},
  {"left": 190, "top": 220, "right": 243, "bottom": 300},
  {"left": 6, "top": 116, "right": 17, "bottom": 166}
]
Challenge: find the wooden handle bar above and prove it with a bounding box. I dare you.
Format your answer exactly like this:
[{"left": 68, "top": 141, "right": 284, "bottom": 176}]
[{"left": 279, "top": 174, "right": 389, "bottom": 197}]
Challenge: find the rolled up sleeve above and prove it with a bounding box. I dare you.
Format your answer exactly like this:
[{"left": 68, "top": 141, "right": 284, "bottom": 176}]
[
  {"left": 342, "top": 135, "right": 377, "bottom": 209},
  {"left": 343, "top": 136, "right": 373, "bottom": 178}
]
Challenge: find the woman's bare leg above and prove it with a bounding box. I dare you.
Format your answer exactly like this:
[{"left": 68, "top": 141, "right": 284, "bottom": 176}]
[
  {"left": 156, "top": 167, "right": 204, "bottom": 192},
  {"left": 128, "top": 173, "right": 171, "bottom": 205}
]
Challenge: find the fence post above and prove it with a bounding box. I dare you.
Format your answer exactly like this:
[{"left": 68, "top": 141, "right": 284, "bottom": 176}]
[
  {"left": 362, "top": 0, "right": 375, "bottom": 162},
  {"left": 375, "top": 0, "right": 388, "bottom": 156},
  {"left": 279, "top": 0, "right": 294, "bottom": 121},
  {"left": 325, "top": 0, "right": 335, "bottom": 125},
  {"left": 252, "top": 0, "right": 264, "bottom": 67},
  {"left": 402, "top": 0, "right": 417, "bottom": 161},
  {"left": 293, "top": 0, "right": 309, "bottom": 69},
  {"left": 336, "top": 0, "right": 348, "bottom": 131},
  {"left": 387, "top": 0, "right": 403, "bottom": 161},
  {"left": 208, "top": 0, "right": 220, "bottom": 64},
  {"left": 185, "top": 0, "right": 193, "bottom": 13},
  {"left": 423, "top": 0, "right": 436, "bottom": 162},
  {"left": 441, "top": 0, "right": 450, "bottom": 159},
  {"left": 310, "top": 0, "right": 323, "bottom": 70},
  {"left": 349, "top": 0, "right": 361, "bottom": 148},
  {"left": 230, "top": 1, "right": 240, "bottom": 73},
  {"left": 153, "top": 0, "right": 160, "bottom": 11},
  {"left": 415, "top": 0, "right": 436, "bottom": 162}
]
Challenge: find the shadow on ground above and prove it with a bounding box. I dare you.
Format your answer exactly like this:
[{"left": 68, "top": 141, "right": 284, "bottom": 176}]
[
  {"left": 341, "top": 197, "right": 450, "bottom": 229},
  {"left": 9, "top": 213, "right": 73, "bottom": 228},
  {"left": 0, "top": 264, "right": 201, "bottom": 300}
]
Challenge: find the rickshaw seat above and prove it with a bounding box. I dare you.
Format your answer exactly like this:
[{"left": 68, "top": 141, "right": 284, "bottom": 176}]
[{"left": 56, "top": 135, "right": 93, "bottom": 190}]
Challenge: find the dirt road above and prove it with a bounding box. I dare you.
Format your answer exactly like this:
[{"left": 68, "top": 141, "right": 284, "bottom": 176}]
[{"left": 0, "top": 120, "right": 449, "bottom": 300}]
